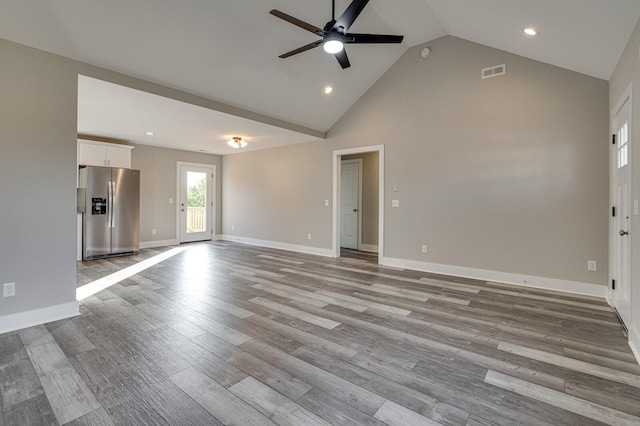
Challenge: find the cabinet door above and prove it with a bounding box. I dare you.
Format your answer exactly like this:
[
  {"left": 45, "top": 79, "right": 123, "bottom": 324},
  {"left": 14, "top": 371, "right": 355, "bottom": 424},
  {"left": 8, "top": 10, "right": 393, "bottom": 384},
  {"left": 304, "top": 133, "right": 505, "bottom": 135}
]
[
  {"left": 79, "top": 143, "right": 108, "bottom": 166},
  {"left": 107, "top": 146, "right": 132, "bottom": 168}
]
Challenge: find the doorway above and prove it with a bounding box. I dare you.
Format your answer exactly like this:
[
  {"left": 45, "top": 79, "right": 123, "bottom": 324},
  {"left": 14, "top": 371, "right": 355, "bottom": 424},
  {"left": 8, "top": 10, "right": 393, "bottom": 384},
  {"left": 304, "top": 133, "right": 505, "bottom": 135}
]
[
  {"left": 610, "top": 86, "right": 633, "bottom": 329},
  {"left": 333, "top": 145, "right": 384, "bottom": 260},
  {"left": 177, "top": 162, "right": 215, "bottom": 243}
]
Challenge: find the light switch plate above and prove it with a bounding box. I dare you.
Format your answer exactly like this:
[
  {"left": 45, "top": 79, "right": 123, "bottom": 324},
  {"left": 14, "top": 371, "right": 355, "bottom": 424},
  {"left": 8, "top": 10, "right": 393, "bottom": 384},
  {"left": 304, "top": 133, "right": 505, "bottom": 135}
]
[
  {"left": 392, "top": 200, "right": 400, "bottom": 208},
  {"left": 392, "top": 184, "right": 398, "bottom": 192},
  {"left": 587, "top": 260, "right": 597, "bottom": 272}
]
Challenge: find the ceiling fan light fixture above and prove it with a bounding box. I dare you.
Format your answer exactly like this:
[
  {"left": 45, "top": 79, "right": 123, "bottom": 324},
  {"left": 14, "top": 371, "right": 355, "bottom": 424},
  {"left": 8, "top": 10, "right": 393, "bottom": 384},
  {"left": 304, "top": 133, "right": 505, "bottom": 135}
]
[
  {"left": 227, "top": 136, "right": 247, "bottom": 149},
  {"left": 323, "top": 39, "right": 344, "bottom": 54}
]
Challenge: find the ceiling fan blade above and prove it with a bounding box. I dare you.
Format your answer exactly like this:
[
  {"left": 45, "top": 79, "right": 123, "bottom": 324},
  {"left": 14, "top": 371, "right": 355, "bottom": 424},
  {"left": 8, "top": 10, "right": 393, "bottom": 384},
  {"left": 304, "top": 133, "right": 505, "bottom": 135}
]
[
  {"left": 335, "top": 49, "right": 351, "bottom": 69},
  {"left": 270, "top": 9, "right": 324, "bottom": 35},
  {"left": 333, "top": 0, "right": 369, "bottom": 33},
  {"left": 345, "top": 33, "right": 404, "bottom": 44},
  {"left": 279, "top": 40, "right": 323, "bottom": 58}
]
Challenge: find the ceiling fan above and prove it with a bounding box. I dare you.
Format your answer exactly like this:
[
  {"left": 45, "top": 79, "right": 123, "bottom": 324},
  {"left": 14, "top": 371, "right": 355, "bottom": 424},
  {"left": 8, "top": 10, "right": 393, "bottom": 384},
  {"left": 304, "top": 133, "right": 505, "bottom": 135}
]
[{"left": 270, "top": 0, "right": 404, "bottom": 69}]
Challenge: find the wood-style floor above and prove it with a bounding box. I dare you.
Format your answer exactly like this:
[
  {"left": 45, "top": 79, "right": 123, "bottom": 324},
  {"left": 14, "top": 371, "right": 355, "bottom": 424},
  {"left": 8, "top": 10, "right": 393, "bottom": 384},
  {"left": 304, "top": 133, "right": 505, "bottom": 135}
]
[{"left": 1, "top": 241, "right": 639, "bottom": 425}]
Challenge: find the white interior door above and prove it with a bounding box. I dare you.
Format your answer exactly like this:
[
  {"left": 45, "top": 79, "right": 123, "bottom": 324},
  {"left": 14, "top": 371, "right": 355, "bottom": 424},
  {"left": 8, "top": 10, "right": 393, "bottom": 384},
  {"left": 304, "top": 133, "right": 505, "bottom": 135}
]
[
  {"left": 179, "top": 163, "right": 214, "bottom": 243},
  {"left": 612, "top": 96, "right": 632, "bottom": 328},
  {"left": 341, "top": 161, "right": 359, "bottom": 249}
]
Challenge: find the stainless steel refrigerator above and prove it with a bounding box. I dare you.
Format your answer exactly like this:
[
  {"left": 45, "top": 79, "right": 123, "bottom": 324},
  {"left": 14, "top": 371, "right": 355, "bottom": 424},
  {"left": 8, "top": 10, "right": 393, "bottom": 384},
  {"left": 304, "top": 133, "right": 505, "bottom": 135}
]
[{"left": 78, "top": 166, "right": 140, "bottom": 260}]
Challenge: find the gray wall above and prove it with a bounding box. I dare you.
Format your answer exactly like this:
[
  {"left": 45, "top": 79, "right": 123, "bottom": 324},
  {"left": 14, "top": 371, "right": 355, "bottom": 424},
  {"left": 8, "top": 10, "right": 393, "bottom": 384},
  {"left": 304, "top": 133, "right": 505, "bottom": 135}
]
[
  {"left": 223, "top": 36, "right": 610, "bottom": 286},
  {"left": 609, "top": 18, "right": 640, "bottom": 347},
  {"left": 131, "top": 144, "right": 222, "bottom": 242},
  {"left": 342, "top": 152, "right": 379, "bottom": 247},
  {"left": 222, "top": 142, "right": 330, "bottom": 248},
  {"left": 0, "top": 39, "right": 78, "bottom": 318}
]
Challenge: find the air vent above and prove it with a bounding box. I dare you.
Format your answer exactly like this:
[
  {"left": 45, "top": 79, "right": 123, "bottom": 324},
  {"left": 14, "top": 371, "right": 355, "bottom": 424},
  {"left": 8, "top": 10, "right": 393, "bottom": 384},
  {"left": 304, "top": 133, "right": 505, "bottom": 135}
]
[{"left": 482, "top": 64, "right": 506, "bottom": 79}]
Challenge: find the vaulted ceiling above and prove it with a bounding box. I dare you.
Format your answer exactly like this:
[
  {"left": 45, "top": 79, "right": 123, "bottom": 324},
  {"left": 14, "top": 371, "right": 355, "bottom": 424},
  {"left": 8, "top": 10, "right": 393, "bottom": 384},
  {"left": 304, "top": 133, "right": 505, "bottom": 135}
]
[{"left": 1, "top": 0, "right": 639, "bottom": 153}]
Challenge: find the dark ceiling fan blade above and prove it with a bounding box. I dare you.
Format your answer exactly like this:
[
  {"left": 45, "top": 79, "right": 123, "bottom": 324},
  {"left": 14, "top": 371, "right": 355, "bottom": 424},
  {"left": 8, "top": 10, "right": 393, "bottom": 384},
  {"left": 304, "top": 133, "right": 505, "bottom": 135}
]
[
  {"left": 333, "top": 0, "right": 369, "bottom": 33},
  {"left": 270, "top": 9, "right": 324, "bottom": 35},
  {"left": 279, "top": 40, "right": 323, "bottom": 58},
  {"left": 345, "top": 33, "right": 404, "bottom": 44},
  {"left": 334, "top": 49, "right": 351, "bottom": 69}
]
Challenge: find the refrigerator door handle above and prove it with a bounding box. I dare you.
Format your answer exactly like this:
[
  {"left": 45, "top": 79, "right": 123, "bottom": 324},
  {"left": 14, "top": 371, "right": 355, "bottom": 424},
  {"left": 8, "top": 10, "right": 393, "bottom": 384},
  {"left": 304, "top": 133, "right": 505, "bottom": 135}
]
[
  {"left": 107, "top": 181, "right": 113, "bottom": 228},
  {"left": 111, "top": 181, "right": 116, "bottom": 228}
]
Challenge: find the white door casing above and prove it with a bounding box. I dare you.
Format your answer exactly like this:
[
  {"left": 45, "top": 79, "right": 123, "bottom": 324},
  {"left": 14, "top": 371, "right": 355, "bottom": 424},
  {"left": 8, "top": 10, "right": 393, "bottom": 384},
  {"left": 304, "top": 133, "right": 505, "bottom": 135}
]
[
  {"left": 177, "top": 162, "right": 215, "bottom": 244},
  {"left": 611, "top": 87, "right": 632, "bottom": 329},
  {"left": 341, "top": 160, "right": 360, "bottom": 249},
  {"left": 332, "top": 145, "right": 384, "bottom": 260}
]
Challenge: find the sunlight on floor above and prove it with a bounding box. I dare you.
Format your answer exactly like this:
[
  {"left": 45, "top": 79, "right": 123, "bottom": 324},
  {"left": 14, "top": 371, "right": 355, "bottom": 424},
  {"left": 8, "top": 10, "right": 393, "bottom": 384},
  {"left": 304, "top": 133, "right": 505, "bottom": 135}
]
[{"left": 76, "top": 246, "right": 190, "bottom": 301}]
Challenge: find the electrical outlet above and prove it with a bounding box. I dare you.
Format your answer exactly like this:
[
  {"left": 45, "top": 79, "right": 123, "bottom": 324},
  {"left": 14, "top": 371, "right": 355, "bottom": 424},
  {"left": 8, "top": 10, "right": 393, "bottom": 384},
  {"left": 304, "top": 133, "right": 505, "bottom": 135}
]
[
  {"left": 421, "top": 245, "right": 428, "bottom": 254},
  {"left": 324, "top": 199, "right": 329, "bottom": 207},
  {"left": 587, "top": 260, "right": 597, "bottom": 272},
  {"left": 308, "top": 233, "right": 312, "bottom": 240},
  {"left": 152, "top": 228, "right": 157, "bottom": 235},
  {"left": 392, "top": 200, "right": 400, "bottom": 208},
  {"left": 3, "top": 282, "right": 15, "bottom": 298},
  {"left": 169, "top": 198, "right": 173, "bottom": 204}
]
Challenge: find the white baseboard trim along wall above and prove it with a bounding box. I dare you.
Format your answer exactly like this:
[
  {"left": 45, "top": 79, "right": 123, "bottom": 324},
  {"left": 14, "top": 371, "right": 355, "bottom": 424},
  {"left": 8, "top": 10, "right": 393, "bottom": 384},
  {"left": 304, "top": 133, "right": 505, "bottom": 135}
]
[
  {"left": 219, "top": 235, "right": 333, "bottom": 257},
  {"left": 359, "top": 244, "right": 379, "bottom": 253},
  {"left": 379, "top": 256, "right": 607, "bottom": 298},
  {"left": 139, "top": 239, "right": 179, "bottom": 249},
  {"left": 630, "top": 327, "right": 640, "bottom": 365},
  {"left": 0, "top": 301, "right": 79, "bottom": 334}
]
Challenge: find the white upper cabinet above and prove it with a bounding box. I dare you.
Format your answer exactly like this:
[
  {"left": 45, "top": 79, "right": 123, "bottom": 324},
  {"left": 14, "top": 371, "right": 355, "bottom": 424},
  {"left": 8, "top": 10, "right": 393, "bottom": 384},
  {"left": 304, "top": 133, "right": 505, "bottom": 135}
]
[{"left": 78, "top": 140, "right": 134, "bottom": 168}]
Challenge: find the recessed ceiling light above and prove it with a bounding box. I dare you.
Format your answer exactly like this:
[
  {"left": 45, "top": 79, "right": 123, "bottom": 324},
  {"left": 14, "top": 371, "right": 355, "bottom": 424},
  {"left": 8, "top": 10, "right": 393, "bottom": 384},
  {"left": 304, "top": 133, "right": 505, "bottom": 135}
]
[
  {"left": 145, "top": 131, "right": 154, "bottom": 136},
  {"left": 324, "top": 86, "right": 333, "bottom": 94},
  {"left": 524, "top": 28, "right": 538, "bottom": 36}
]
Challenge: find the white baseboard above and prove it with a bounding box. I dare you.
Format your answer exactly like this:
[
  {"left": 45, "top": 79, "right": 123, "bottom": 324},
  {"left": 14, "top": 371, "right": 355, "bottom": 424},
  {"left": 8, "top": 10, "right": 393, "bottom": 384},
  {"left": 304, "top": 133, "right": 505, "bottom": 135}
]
[
  {"left": 605, "top": 288, "right": 613, "bottom": 306},
  {"left": 219, "top": 235, "right": 333, "bottom": 257},
  {"left": 139, "top": 239, "right": 179, "bottom": 249},
  {"left": 629, "top": 326, "right": 640, "bottom": 366},
  {"left": 0, "top": 301, "right": 79, "bottom": 335},
  {"left": 359, "top": 244, "right": 379, "bottom": 253},
  {"left": 380, "top": 256, "right": 607, "bottom": 298}
]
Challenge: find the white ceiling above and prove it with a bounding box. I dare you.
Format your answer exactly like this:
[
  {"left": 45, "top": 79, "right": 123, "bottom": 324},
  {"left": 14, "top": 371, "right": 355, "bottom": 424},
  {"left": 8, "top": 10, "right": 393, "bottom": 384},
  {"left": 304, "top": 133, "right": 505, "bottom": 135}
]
[
  {"left": 77, "top": 76, "right": 320, "bottom": 155},
  {"left": 2, "top": 0, "right": 640, "bottom": 154}
]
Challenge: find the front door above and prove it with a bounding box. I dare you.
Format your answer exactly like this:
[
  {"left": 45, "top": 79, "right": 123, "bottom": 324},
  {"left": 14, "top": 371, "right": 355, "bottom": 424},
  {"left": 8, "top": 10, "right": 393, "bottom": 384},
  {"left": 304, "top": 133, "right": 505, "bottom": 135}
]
[
  {"left": 341, "top": 161, "right": 359, "bottom": 249},
  {"left": 179, "top": 164, "right": 214, "bottom": 243},
  {"left": 612, "top": 94, "right": 632, "bottom": 328}
]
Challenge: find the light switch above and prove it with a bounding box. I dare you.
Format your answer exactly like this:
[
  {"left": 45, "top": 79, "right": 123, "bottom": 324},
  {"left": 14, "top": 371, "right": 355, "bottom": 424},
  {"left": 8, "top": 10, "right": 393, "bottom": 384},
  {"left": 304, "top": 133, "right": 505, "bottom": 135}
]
[
  {"left": 392, "top": 200, "right": 400, "bottom": 208},
  {"left": 392, "top": 184, "right": 398, "bottom": 192}
]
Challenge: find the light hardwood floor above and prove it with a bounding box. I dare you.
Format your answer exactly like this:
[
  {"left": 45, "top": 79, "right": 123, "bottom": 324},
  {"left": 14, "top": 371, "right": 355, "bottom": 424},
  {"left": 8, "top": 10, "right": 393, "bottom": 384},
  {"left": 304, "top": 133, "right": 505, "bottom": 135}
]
[{"left": 1, "top": 242, "right": 639, "bottom": 425}]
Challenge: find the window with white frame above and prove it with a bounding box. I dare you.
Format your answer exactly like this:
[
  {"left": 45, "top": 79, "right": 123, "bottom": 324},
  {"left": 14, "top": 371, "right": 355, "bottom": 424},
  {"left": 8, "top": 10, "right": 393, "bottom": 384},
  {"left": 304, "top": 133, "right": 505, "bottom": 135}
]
[{"left": 617, "top": 121, "right": 629, "bottom": 168}]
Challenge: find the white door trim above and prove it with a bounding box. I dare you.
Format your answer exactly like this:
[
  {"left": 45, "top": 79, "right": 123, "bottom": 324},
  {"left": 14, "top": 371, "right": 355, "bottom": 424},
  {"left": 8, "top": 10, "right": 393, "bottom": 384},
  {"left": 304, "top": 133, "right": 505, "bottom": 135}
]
[
  {"left": 608, "top": 83, "right": 632, "bottom": 306},
  {"left": 176, "top": 161, "right": 216, "bottom": 243},
  {"left": 341, "top": 159, "right": 363, "bottom": 250},
  {"left": 333, "top": 145, "right": 384, "bottom": 260}
]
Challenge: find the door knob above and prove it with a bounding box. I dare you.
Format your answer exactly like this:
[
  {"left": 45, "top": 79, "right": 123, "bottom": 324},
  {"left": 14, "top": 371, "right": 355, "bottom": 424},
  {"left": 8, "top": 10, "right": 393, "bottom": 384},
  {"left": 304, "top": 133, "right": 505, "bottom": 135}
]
[{"left": 620, "top": 230, "right": 629, "bottom": 236}]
